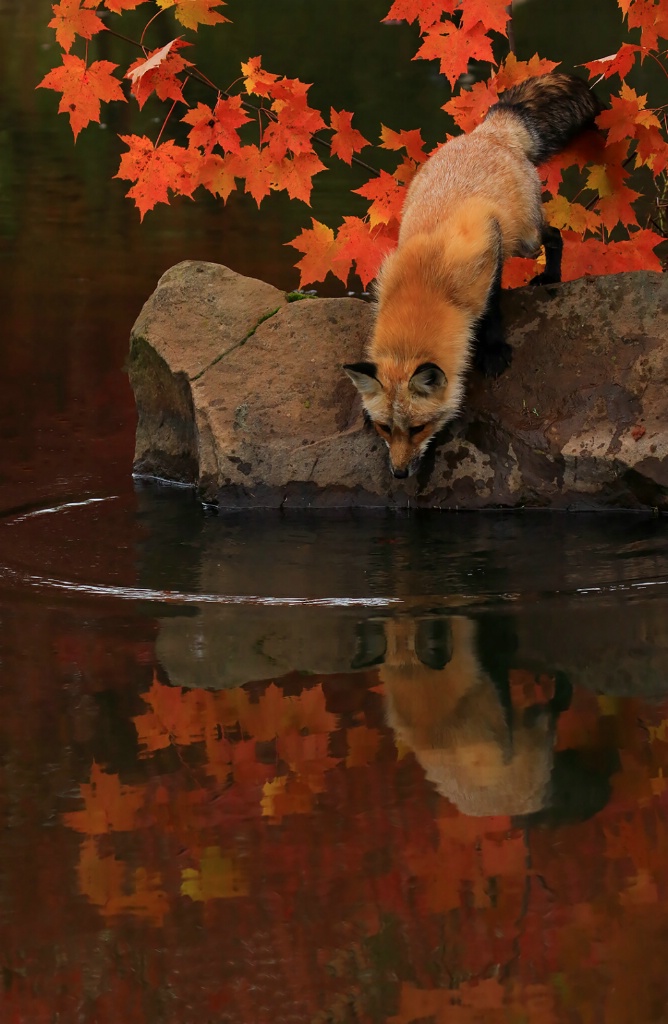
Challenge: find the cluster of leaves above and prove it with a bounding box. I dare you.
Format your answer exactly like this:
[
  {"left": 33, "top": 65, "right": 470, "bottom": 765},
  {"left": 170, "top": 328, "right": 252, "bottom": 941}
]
[{"left": 38, "top": 0, "right": 667, "bottom": 288}]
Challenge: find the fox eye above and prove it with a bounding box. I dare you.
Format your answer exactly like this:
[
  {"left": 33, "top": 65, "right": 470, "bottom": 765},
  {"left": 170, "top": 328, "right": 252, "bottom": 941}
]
[
  {"left": 409, "top": 424, "right": 427, "bottom": 437},
  {"left": 377, "top": 423, "right": 392, "bottom": 435}
]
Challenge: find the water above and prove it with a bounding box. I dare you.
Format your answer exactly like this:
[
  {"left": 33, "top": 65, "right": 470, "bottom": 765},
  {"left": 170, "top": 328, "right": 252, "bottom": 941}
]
[{"left": 2, "top": 1, "right": 668, "bottom": 1021}]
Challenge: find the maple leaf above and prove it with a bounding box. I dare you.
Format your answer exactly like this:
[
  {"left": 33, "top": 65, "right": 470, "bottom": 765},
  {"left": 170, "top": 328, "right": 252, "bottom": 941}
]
[
  {"left": 182, "top": 95, "right": 250, "bottom": 154},
  {"left": 275, "top": 152, "right": 326, "bottom": 203},
  {"left": 443, "top": 78, "right": 498, "bottom": 131},
  {"left": 329, "top": 108, "right": 370, "bottom": 164},
  {"left": 49, "top": 0, "right": 104, "bottom": 53},
  {"left": 37, "top": 54, "right": 125, "bottom": 140},
  {"left": 155, "top": 0, "right": 229, "bottom": 30},
  {"left": 460, "top": 0, "right": 509, "bottom": 37},
  {"left": 83, "top": 0, "right": 148, "bottom": 10},
  {"left": 582, "top": 44, "right": 640, "bottom": 82},
  {"left": 64, "top": 762, "right": 146, "bottom": 834},
  {"left": 354, "top": 169, "right": 407, "bottom": 227},
  {"left": 241, "top": 56, "right": 280, "bottom": 98},
  {"left": 539, "top": 130, "right": 608, "bottom": 195},
  {"left": 494, "top": 52, "right": 560, "bottom": 91},
  {"left": 502, "top": 256, "right": 541, "bottom": 288},
  {"left": 625, "top": 0, "right": 668, "bottom": 50},
  {"left": 414, "top": 21, "right": 497, "bottom": 87},
  {"left": 560, "top": 228, "right": 663, "bottom": 281},
  {"left": 586, "top": 155, "right": 641, "bottom": 230},
  {"left": 635, "top": 123, "right": 668, "bottom": 175},
  {"left": 383, "top": 0, "right": 457, "bottom": 31},
  {"left": 126, "top": 39, "right": 193, "bottom": 110},
  {"left": 287, "top": 219, "right": 346, "bottom": 287},
  {"left": 263, "top": 88, "right": 326, "bottom": 160},
  {"left": 238, "top": 145, "right": 276, "bottom": 205},
  {"left": 380, "top": 124, "right": 426, "bottom": 162},
  {"left": 115, "top": 135, "right": 191, "bottom": 218},
  {"left": 597, "top": 83, "right": 661, "bottom": 144},
  {"left": 332, "top": 218, "right": 397, "bottom": 288},
  {"left": 543, "top": 195, "right": 601, "bottom": 233}
]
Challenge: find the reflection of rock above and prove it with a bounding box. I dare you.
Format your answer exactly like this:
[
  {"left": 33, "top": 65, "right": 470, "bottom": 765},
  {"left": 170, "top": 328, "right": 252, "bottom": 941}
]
[{"left": 129, "top": 262, "right": 668, "bottom": 509}]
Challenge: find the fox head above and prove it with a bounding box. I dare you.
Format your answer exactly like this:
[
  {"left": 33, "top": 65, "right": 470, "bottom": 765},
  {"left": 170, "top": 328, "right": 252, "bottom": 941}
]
[{"left": 342, "top": 359, "right": 457, "bottom": 479}]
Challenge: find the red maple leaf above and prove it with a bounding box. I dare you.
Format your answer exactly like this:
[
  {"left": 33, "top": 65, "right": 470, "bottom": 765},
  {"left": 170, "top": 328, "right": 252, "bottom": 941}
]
[
  {"left": 274, "top": 152, "right": 326, "bottom": 203},
  {"left": 126, "top": 39, "right": 193, "bottom": 109},
  {"left": 37, "top": 54, "right": 126, "bottom": 140},
  {"left": 625, "top": 0, "right": 668, "bottom": 50},
  {"left": 443, "top": 78, "right": 498, "bottom": 131},
  {"left": 49, "top": 0, "right": 104, "bottom": 52},
  {"left": 581, "top": 44, "right": 640, "bottom": 82},
  {"left": 263, "top": 90, "right": 326, "bottom": 160},
  {"left": 182, "top": 95, "right": 250, "bottom": 154},
  {"left": 333, "top": 216, "right": 397, "bottom": 289},
  {"left": 241, "top": 56, "right": 280, "bottom": 98},
  {"left": 560, "top": 228, "right": 663, "bottom": 281},
  {"left": 83, "top": 0, "right": 148, "bottom": 10},
  {"left": 156, "top": 0, "right": 229, "bottom": 30},
  {"left": 380, "top": 124, "right": 426, "bottom": 162},
  {"left": 502, "top": 256, "right": 540, "bottom": 289},
  {"left": 286, "top": 219, "right": 346, "bottom": 287},
  {"left": 354, "top": 169, "right": 407, "bottom": 226},
  {"left": 329, "top": 109, "right": 370, "bottom": 164},
  {"left": 383, "top": 0, "right": 456, "bottom": 31},
  {"left": 197, "top": 152, "right": 239, "bottom": 200},
  {"left": 597, "top": 83, "right": 661, "bottom": 144},
  {"left": 115, "top": 135, "right": 191, "bottom": 218},
  {"left": 237, "top": 145, "right": 276, "bottom": 205},
  {"left": 460, "top": 0, "right": 509, "bottom": 37},
  {"left": 635, "top": 123, "right": 668, "bottom": 174},
  {"left": 414, "top": 21, "right": 496, "bottom": 87}
]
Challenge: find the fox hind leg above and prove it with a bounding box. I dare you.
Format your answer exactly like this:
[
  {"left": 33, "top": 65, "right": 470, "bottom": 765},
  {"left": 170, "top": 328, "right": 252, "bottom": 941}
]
[
  {"left": 474, "top": 261, "right": 512, "bottom": 378},
  {"left": 530, "top": 224, "right": 563, "bottom": 285}
]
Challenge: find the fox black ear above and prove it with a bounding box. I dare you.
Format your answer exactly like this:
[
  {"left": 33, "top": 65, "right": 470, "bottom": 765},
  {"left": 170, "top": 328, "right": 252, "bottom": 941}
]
[
  {"left": 343, "top": 361, "right": 382, "bottom": 396},
  {"left": 350, "top": 619, "right": 387, "bottom": 670},
  {"left": 408, "top": 362, "right": 447, "bottom": 396},
  {"left": 415, "top": 617, "right": 453, "bottom": 671}
]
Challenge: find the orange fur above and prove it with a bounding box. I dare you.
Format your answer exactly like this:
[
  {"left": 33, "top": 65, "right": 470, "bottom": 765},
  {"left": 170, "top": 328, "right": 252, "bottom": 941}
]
[
  {"left": 344, "top": 73, "right": 598, "bottom": 477},
  {"left": 381, "top": 616, "right": 554, "bottom": 818}
]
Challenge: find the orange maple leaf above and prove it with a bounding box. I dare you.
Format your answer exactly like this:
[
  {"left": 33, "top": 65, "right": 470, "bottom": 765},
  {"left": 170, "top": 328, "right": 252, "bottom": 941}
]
[
  {"left": 329, "top": 108, "right": 370, "bottom": 164},
  {"left": 275, "top": 152, "right": 326, "bottom": 203},
  {"left": 380, "top": 124, "right": 427, "bottom": 162},
  {"left": 460, "top": 0, "right": 509, "bottom": 36},
  {"left": 635, "top": 123, "right": 668, "bottom": 174},
  {"left": 64, "top": 762, "right": 146, "bottom": 834},
  {"left": 155, "top": 0, "right": 229, "bottom": 30},
  {"left": 354, "top": 169, "right": 407, "bottom": 227},
  {"left": 543, "top": 194, "right": 601, "bottom": 233},
  {"left": 37, "top": 54, "right": 126, "bottom": 140},
  {"left": 126, "top": 39, "right": 193, "bottom": 109},
  {"left": 333, "top": 217, "right": 397, "bottom": 289},
  {"left": 241, "top": 55, "right": 280, "bottom": 98},
  {"left": 383, "top": 0, "right": 457, "bottom": 31},
  {"left": 237, "top": 145, "right": 276, "bottom": 205},
  {"left": 197, "top": 152, "right": 239, "bottom": 199},
  {"left": 502, "top": 255, "right": 541, "bottom": 289},
  {"left": 414, "top": 21, "right": 497, "bottom": 87},
  {"left": 263, "top": 89, "right": 326, "bottom": 160},
  {"left": 49, "top": 0, "right": 104, "bottom": 53},
  {"left": 494, "top": 52, "right": 560, "bottom": 90},
  {"left": 287, "top": 219, "right": 347, "bottom": 287},
  {"left": 115, "top": 135, "right": 193, "bottom": 218},
  {"left": 182, "top": 95, "right": 250, "bottom": 154}
]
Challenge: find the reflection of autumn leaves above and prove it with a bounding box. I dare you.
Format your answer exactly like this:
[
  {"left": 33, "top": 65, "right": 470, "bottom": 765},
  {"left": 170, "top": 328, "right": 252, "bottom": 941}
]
[{"left": 56, "top": 668, "right": 668, "bottom": 1023}]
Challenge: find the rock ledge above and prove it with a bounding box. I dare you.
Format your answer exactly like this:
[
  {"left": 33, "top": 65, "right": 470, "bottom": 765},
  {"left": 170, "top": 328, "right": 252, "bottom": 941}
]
[{"left": 128, "top": 261, "right": 668, "bottom": 510}]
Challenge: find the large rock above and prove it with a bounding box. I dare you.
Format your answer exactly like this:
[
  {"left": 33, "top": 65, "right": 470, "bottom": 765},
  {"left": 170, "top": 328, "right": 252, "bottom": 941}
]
[{"left": 129, "top": 261, "right": 668, "bottom": 510}]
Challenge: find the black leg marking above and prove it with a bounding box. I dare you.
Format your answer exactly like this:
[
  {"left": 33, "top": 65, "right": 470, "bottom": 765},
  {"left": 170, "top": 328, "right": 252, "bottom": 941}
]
[
  {"left": 474, "top": 261, "right": 512, "bottom": 379},
  {"left": 530, "top": 225, "right": 563, "bottom": 286}
]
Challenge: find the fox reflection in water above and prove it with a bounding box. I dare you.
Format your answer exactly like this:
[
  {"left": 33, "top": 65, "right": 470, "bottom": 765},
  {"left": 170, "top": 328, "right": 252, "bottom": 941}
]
[{"left": 354, "top": 613, "right": 611, "bottom": 820}]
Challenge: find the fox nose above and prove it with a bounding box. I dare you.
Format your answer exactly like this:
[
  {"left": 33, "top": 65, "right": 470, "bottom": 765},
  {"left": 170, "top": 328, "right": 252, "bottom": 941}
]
[{"left": 392, "top": 467, "right": 409, "bottom": 479}]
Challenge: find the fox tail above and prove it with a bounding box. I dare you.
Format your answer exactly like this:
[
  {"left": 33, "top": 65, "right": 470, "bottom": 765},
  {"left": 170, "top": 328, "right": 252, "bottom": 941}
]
[{"left": 486, "top": 72, "right": 601, "bottom": 165}]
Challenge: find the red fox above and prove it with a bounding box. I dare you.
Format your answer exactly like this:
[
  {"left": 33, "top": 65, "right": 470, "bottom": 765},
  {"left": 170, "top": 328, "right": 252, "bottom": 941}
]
[{"left": 344, "top": 73, "right": 600, "bottom": 478}]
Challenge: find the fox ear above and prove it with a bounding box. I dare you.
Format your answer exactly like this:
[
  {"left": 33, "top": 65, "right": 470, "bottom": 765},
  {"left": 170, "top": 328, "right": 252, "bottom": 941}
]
[
  {"left": 343, "top": 361, "right": 382, "bottom": 396},
  {"left": 408, "top": 362, "right": 447, "bottom": 396}
]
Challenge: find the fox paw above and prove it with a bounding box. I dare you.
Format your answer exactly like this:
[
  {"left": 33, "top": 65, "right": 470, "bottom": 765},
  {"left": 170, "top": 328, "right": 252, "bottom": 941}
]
[{"left": 475, "top": 341, "right": 512, "bottom": 379}]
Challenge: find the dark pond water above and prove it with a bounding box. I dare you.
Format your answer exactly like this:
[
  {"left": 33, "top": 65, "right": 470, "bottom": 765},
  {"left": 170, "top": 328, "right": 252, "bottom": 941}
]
[{"left": 2, "top": 1, "right": 668, "bottom": 1022}]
